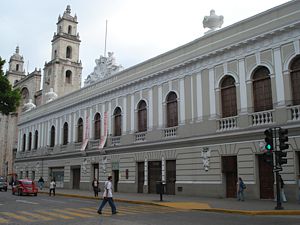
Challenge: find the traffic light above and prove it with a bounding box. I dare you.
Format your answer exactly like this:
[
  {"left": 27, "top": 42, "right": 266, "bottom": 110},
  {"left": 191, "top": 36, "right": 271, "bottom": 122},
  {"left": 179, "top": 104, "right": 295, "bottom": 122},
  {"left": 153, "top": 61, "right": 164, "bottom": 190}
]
[
  {"left": 264, "top": 128, "right": 274, "bottom": 153},
  {"left": 279, "top": 128, "right": 289, "bottom": 150},
  {"left": 277, "top": 128, "right": 288, "bottom": 166}
]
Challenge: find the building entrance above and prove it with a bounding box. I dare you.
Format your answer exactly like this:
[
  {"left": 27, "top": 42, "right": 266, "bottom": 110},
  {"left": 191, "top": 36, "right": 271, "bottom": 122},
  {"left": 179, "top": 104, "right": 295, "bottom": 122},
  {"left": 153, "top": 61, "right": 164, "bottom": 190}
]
[
  {"left": 137, "top": 162, "right": 144, "bottom": 193},
  {"left": 258, "top": 155, "right": 274, "bottom": 199},
  {"left": 148, "top": 161, "right": 162, "bottom": 194},
  {"left": 166, "top": 160, "right": 176, "bottom": 195},
  {"left": 72, "top": 168, "right": 80, "bottom": 189},
  {"left": 222, "top": 156, "right": 237, "bottom": 198}
]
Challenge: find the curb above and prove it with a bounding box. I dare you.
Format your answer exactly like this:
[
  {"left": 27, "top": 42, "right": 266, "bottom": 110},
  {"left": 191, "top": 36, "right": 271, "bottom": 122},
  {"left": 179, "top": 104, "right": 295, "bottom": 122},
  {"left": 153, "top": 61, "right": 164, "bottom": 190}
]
[{"left": 38, "top": 191, "right": 300, "bottom": 216}]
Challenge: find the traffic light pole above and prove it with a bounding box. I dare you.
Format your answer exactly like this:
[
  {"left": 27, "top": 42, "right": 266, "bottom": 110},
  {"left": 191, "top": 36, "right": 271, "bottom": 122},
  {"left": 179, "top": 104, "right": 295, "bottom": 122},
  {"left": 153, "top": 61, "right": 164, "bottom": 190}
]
[{"left": 273, "top": 127, "right": 283, "bottom": 210}]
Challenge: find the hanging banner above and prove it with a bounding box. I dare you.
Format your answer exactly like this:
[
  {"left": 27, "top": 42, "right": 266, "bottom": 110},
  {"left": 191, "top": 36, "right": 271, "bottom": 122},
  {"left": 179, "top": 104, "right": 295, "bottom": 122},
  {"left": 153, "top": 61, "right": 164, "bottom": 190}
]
[
  {"left": 99, "top": 112, "right": 108, "bottom": 150},
  {"left": 81, "top": 112, "right": 90, "bottom": 151}
]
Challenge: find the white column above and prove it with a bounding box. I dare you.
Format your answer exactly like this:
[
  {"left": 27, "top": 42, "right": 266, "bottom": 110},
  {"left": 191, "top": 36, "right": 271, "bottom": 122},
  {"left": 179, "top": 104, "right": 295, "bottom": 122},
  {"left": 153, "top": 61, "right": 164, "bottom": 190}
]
[
  {"left": 17, "top": 129, "right": 22, "bottom": 152},
  {"left": 47, "top": 121, "right": 51, "bottom": 146},
  {"left": 161, "top": 156, "right": 166, "bottom": 183},
  {"left": 68, "top": 114, "right": 72, "bottom": 143},
  {"left": 38, "top": 123, "right": 41, "bottom": 148},
  {"left": 89, "top": 108, "right": 93, "bottom": 139},
  {"left": 59, "top": 118, "right": 62, "bottom": 145},
  {"left": 83, "top": 109, "right": 87, "bottom": 139},
  {"left": 131, "top": 94, "right": 135, "bottom": 133},
  {"left": 158, "top": 85, "right": 163, "bottom": 128},
  {"left": 148, "top": 88, "right": 153, "bottom": 130},
  {"left": 209, "top": 68, "right": 216, "bottom": 118},
  {"left": 101, "top": 104, "right": 105, "bottom": 137},
  {"left": 108, "top": 102, "right": 112, "bottom": 135},
  {"left": 122, "top": 97, "right": 127, "bottom": 134},
  {"left": 294, "top": 40, "right": 300, "bottom": 54},
  {"left": 73, "top": 113, "right": 76, "bottom": 142},
  {"left": 55, "top": 119, "right": 59, "bottom": 146},
  {"left": 196, "top": 72, "right": 203, "bottom": 121},
  {"left": 40, "top": 122, "right": 44, "bottom": 147},
  {"left": 144, "top": 158, "right": 148, "bottom": 186},
  {"left": 274, "top": 47, "right": 285, "bottom": 106},
  {"left": 190, "top": 76, "right": 194, "bottom": 122},
  {"left": 179, "top": 78, "right": 185, "bottom": 125},
  {"left": 31, "top": 126, "right": 34, "bottom": 149},
  {"left": 239, "top": 59, "right": 248, "bottom": 114}
]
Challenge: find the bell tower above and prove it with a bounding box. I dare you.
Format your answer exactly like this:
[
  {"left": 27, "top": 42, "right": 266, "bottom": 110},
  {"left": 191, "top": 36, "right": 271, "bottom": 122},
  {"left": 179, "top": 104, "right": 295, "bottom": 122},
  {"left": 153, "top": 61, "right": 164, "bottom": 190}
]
[{"left": 43, "top": 5, "right": 82, "bottom": 102}]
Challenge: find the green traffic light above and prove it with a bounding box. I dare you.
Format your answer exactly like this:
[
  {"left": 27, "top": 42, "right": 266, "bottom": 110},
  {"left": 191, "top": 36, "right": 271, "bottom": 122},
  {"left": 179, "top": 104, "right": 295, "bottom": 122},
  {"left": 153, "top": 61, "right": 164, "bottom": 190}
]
[{"left": 266, "top": 144, "right": 272, "bottom": 150}]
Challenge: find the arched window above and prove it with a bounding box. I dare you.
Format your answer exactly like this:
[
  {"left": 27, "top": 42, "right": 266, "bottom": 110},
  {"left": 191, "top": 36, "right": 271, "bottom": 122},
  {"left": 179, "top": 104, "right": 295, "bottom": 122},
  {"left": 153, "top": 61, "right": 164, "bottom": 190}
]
[
  {"left": 77, "top": 118, "right": 83, "bottom": 142},
  {"left": 221, "top": 76, "right": 237, "bottom": 118},
  {"left": 137, "top": 100, "right": 147, "bottom": 132},
  {"left": 21, "top": 88, "right": 29, "bottom": 106},
  {"left": 113, "top": 107, "right": 122, "bottom": 136},
  {"left": 50, "top": 126, "right": 55, "bottom": 147},
  {"left": 68, "top": 25, "right": 72, "bottom": 34},
  {"left": 166, "top": 92, "right": 178, "bottom": 127},
  {"left": 28, "top": 132, "right": 32, "bottom": 151},
  {"left": 63, "top": 122, "right": 68, "bottom": 145},
  {"left": 94, "top": 113, "right": 101, "bottom": 140},
  {"left": 290, "top": 56, "right": 300, "bottom": 105},
  {"left": 65, "top": 70, "right": 72, "bottom": 84},
  {"left": 22, "top": 134, "right": 26, "bottom": 151},
  {"left": 34, "top": 130, "right": 38, "bottom": 150},
  {"left": 16, "top": 64, "right": 19, "bottom": 71},
  {"left": 66, "top": 46, "right": 72, "bottom": 59},
  {"left": 252, "top": 66, "right": 273, "bottom": 112}
]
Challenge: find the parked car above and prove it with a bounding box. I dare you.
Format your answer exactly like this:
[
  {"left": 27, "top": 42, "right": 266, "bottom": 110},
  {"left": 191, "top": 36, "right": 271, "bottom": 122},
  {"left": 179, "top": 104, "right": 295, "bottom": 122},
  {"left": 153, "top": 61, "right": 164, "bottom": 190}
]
[
  {"left": 12, "top": 179, "right": 38, "bottom": 196},
  {"left": 0, "top": 176, "right": 8, "bottom": 191}
]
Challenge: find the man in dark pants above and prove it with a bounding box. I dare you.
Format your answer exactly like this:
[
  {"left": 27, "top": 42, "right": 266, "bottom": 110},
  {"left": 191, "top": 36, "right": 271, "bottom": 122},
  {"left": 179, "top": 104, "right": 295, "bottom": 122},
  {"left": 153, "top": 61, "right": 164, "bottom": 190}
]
[{"left": 97, "top": 176, "right": 117, "bottom": 215}]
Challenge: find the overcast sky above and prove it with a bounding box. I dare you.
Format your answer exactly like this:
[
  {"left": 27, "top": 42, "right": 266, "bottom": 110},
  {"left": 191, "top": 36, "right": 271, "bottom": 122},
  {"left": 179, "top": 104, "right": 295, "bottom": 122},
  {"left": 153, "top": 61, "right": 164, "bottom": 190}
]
[{"left": 0, "top": 0, "right": 290, "bottom": 86}]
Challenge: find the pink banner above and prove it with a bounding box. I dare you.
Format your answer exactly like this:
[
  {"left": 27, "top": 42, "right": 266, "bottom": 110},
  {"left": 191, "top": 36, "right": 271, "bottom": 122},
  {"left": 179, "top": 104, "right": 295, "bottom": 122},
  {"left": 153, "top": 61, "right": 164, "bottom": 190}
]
[
  {"left": 81, "top": 113, "right": 90, "bottom": 151},
  {"left": 99, "top": 112, "right": 108, "bottom": 150}
]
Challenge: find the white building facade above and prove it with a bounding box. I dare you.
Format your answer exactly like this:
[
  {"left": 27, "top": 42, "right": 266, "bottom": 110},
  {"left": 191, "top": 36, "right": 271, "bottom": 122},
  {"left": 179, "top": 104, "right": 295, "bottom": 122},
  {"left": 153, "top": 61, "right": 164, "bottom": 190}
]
[{"left": 15, "top": 1, "right": 300, "bottom": 200}]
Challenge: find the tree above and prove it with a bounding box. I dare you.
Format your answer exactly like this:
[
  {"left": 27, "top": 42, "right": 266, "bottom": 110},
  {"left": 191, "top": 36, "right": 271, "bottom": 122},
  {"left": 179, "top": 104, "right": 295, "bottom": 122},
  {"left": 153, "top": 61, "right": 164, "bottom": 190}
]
[{"left": 0, "top": 57, "right": 21, "bottom": 115}]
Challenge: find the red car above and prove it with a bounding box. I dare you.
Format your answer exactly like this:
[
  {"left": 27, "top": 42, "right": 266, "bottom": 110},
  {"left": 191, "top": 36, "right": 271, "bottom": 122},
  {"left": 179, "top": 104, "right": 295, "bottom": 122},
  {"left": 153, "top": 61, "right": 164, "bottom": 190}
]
[{"left": 12, "top": 179, "right": 38, "bottom": 196}]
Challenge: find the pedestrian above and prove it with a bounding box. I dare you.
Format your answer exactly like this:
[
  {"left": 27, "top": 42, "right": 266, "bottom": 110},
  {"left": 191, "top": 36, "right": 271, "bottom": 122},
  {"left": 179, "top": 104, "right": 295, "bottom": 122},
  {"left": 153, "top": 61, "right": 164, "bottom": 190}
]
[
  {"left": 38, "top": 176, "right": 45, "bottom": 190},
  {"left": 92, "top": 177, "right": 100, "bottom": 197},
  {"left": 97, "top": 176, "right": 117, "bottom": 215},
  {"left": 49, "top": 179, "right": 56, "bottom": 196},
  {"left": 237, "top": 177, "right": 246, "bottom": 201},
  {"left": 279, "top": 175, "right": 287, "bottom": 202}
]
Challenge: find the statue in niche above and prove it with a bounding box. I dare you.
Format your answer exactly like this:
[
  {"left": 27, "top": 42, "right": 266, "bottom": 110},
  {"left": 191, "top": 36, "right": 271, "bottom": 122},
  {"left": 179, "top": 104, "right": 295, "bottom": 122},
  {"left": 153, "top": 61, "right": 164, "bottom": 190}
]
[{"left": 201, "top": 147, "right": 211, "bottom": 172}]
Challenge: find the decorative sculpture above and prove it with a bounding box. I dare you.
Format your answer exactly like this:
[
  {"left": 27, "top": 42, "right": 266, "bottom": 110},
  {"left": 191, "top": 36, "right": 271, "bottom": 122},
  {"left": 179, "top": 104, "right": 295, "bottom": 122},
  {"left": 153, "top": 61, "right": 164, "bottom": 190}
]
[
  {"left": 84, "top": 52, "right": 123, "bottom": 86},
  {"left": 203, "top": 10, "right": 224, "bottom": 34},
  {"left": 45, "top": 88, "right": 58, "bottom": 103},
  {"left": 23, "top": 99, "right": 36, "bottom": 112},
  {"left": 201, "top": 147, "right": 211, "bottom": 172}
]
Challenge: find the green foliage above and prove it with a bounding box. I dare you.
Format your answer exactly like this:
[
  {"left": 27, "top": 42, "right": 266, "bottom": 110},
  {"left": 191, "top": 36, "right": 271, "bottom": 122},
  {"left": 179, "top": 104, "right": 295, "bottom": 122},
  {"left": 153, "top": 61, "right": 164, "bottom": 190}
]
[{"left": 0, "top": 57, "right": 21, "bottom": 115}]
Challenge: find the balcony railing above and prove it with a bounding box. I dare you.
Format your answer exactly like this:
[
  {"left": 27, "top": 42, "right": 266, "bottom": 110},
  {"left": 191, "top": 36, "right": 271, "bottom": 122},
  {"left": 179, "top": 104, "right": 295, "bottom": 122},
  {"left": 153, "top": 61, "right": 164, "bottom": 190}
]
[
  {"left": 218, "top": 116, "right": 238, "bottom": 131},
  {"left": 135, "top": 132, "right": 146, "bottom": 142},
  {"left": 163, "top": 126, "right": 177, "bottom": 138},
  {"left": 288, "top": 105, "right": 300, "bottom": 121},
  {"left": 111, "top": 136, "right": 121, "bottom": 145},
  {"left": 250, "top": 110, "right": 274, "bottom": 126}
]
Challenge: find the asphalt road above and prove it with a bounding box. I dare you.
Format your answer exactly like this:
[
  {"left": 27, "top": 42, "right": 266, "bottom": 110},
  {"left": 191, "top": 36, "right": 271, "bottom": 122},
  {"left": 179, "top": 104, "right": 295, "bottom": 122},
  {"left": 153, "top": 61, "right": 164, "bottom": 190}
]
[{"left": 1, "top": 191, "right": 300, "bottom": 225}]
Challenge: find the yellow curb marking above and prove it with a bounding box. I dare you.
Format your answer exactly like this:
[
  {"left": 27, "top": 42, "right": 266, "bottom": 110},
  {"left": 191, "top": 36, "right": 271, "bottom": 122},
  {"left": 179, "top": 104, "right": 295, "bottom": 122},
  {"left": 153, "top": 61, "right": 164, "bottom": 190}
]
[{"left": 155, "top": 202, "right": 211, "bottom": 210}]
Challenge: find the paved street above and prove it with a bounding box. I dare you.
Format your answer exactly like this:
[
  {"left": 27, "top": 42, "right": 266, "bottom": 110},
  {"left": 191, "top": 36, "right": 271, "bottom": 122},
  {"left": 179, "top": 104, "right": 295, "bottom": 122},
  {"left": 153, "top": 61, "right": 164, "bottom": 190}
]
[{"left": 1, "top": 191, "right": 300, "bottom": 225}]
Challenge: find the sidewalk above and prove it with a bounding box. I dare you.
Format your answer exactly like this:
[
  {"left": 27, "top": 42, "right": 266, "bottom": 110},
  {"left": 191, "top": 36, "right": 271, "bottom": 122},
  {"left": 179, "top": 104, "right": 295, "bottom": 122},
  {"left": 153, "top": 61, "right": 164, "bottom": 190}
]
[{"left": 39, "top": 188, "right": 300, "bottom": 215}]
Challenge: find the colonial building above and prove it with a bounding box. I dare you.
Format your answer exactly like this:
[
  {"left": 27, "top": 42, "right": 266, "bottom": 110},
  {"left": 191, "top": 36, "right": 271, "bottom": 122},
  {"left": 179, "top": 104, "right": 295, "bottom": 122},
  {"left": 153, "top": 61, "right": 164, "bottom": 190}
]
[
  {"left": 13, "top": 1, "right": 300, "bottom": 200},
  {"left": 0, "top": 6, "right": 82, "bottom": 179}
]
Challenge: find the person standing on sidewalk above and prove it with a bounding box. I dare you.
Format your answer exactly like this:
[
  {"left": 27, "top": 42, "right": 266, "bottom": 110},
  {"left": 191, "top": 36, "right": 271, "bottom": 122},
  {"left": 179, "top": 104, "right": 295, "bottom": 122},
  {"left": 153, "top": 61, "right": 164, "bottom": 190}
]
[
  {"left": 97, "top": 176, "right": 117, "bottom": 215},
  {"left": 38, "top": 177, "right": 44, "bottom": 190},
  {"left": 49, "top": 179, "right": 56, "bottom": 196},
  {"left": 237, "top": 177, "right": 246, "bottom": 201},
  {"left": 279, "top": 175, "right": 287, "bottom": 202},
  {"left": 92, "top": 178, "right": 100, "bottom": 197}
]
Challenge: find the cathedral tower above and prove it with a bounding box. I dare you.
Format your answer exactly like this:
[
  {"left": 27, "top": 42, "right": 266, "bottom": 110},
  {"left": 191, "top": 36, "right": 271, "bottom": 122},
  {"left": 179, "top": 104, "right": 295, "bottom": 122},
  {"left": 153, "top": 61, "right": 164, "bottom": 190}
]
[{"left": 43, "top": 5, "right": 82, "bottom": 102}]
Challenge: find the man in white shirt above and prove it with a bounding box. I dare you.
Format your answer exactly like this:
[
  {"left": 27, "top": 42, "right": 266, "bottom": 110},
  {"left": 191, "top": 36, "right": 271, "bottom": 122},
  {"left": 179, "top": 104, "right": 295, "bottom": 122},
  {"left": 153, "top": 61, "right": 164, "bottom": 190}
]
[{"left": 97, "top": 176, "right": 117, "bottom": 214}]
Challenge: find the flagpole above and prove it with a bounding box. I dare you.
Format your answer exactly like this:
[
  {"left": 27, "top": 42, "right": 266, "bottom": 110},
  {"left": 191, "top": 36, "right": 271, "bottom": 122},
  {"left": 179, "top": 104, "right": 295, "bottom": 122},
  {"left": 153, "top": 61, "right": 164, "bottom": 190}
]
[{"left": 104, "top": 20, "right": 108, "bottom": 57}]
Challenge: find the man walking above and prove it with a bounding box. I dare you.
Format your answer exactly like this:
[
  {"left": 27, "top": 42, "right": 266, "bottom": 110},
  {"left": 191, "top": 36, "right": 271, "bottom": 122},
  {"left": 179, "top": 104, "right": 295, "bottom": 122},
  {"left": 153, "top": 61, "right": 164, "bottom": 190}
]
[
  {"left": 49, "top": 179, "right": 56, "bottom": 196},
  {"left": 97, "top": 176, "right": 117, "bottom": 215}
]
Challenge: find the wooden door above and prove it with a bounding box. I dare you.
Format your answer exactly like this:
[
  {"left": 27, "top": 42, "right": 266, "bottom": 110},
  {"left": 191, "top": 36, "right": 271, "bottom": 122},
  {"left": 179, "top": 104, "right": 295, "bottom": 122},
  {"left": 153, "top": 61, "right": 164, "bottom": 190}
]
[
  {"left": 137, "top": 162, "right": 144, "bottom": 193},
  {"left": 166, "top": 160, "right": 176, "bottom": 195},
  {"left": 222, "top": 156, "right": 237, "bottom": 198},
  {"left": 113, "top": 170, "right": 119, "bottom": 192},
  {"left": 258, "top": 155, "right": 274, "bottom": 199},
  {"left": 148, "top": 161, "right": 161, "bottom": 194},
  {"left": 72, "top": 168, "right": 80, "bottom": 189}
]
